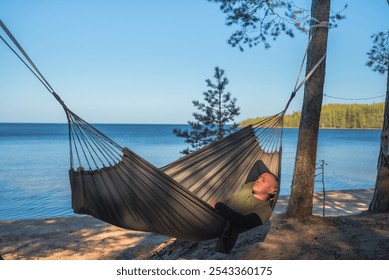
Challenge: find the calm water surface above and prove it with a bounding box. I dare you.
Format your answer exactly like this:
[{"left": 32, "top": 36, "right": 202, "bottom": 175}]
[{"left": 0, "top": 123, "right": 380, "bottom": 220}]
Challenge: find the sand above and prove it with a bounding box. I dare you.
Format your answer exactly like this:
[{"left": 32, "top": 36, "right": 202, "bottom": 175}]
[{"left": 1, "top": 188, "right": 389, "bottom": 260}]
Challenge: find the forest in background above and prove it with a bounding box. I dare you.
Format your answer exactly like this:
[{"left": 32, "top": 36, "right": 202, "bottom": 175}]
[{"left": 241, "top": 103, "right": 384, "bottom": 129}]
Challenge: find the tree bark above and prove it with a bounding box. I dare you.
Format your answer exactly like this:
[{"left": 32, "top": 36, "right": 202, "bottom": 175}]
[
  {"left": 286, "top": 0, "right": 330, "bottom": 217},
  {"left": 369, "top": 62, "right": 389, "bottom": 212}
]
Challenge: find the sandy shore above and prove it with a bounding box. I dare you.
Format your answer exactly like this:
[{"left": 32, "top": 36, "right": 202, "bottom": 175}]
[
  {"left": 1, "top": 188, "right": 389, "bottom": 260},
  {"left": 273, "top": 188, "right": 376, "bottom": 216}
]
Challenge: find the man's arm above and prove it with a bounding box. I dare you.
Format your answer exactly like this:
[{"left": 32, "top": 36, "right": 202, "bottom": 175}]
[{"left": 215, "top": 202, "right": 263, "bottom": 231}]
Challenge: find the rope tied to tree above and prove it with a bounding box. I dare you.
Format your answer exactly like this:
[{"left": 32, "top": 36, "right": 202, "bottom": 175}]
[
  {"left": 281, "top": 19, "right": 329, "bottom": 114},
  {"left": 310, "top": 18, "right": 329, "bottom": 29}
]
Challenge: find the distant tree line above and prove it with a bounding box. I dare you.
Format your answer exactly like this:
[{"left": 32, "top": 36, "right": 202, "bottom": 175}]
[{"left": 241, "top": 103, "right": 384, "bottom": 129}]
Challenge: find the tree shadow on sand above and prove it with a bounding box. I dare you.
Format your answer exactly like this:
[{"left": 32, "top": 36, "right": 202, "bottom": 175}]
[
  {"left": 141, "top": 189, "right": 389, "bottom": 260},
  {"left": 0, "top": 215, "right": 169, "bottom": 260},
  {"left": 142, "top": 221, "right": 272, "bottom": 260}
]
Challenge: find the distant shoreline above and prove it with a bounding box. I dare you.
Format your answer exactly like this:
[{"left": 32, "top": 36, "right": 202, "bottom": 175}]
[
  {"left": 241, "top": 103, "right": 384, "bottom": 129},
  {"left": 0, "top": 122, "right": 383, "bottom": 130},
  {"left": 291, "top": 127, "right": 381, "bottom": 130},
  {"left": 237, "top": 123, "right": 382, "bottom": 130}
]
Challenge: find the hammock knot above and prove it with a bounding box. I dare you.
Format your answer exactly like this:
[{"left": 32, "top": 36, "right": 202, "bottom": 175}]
[{"left": 310, "top": 18, "right": 329, "bottom": 29}]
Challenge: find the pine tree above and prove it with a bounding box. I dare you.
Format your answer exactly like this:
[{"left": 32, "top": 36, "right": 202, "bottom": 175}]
[
  {"left": 367, "top": 30, "right": 389, "bottom": 213},
  {"left": 173, "top": 67, "right": 240, "bottom": 154}
]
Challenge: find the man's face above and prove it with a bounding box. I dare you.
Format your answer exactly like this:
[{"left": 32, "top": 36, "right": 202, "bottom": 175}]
[{"left": 252, "top": 173, "right": 277, "bottom": 196}]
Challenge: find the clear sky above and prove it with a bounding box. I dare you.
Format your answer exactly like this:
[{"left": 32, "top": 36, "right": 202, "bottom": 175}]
[{"left": 0, "top": 0, "right": 388, "bottom": 124}]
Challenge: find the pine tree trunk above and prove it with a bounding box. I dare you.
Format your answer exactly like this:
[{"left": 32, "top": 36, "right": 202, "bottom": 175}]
[
  {"left": 286, "top": 0, "right": 330, "bottom": 217},
  {"left": 369, "top": 63, "right": 389, "bottom": 212}
]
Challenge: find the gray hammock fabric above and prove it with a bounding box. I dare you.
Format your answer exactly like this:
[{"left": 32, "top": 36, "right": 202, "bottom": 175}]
[
  {"left": 1, "top": 19, "right": 296, "bottom": 242},
  {"left": 162, "top": 119, "right": 283, "bottom": 206},
  {"left": 69, "top": 116, "right": 283, "bottom": 241}
]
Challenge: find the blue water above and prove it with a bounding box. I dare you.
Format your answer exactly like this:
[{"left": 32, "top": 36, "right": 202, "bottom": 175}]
[{"left": 0, "top": 123, "right": 381, "bottom": 221}]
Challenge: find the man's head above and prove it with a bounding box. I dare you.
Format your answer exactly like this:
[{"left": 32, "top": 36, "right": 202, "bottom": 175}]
[{"left": 252, "top": 172, "right": 278, "bottom": 201}]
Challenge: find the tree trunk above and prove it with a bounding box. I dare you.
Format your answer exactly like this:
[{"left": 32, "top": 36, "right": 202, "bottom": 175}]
[
  {"left": 286, "top": 0, "right": 330, "bottom": 217},
  {"left": 369, "top": 63, "right": 389, "bottom": 212}
]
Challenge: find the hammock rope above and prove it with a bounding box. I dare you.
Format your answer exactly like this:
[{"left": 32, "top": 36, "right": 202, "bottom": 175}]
[{"left": 1, "top": 19, "right": 326, "bottom": 241}]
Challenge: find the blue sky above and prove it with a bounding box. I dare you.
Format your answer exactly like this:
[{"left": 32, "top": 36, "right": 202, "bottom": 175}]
[{"left": 0, "top": 0, "right": 388, "bottom": 124}]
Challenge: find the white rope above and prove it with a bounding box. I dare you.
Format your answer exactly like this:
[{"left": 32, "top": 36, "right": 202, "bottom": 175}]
[
  {"left": 310, "top": 18, "right": 329, "bottom": 29},
  {"left": 324, "top": 94, "right": 386, "bottom": 101},
  {"left": 283, "top": 21, "right": 328, "bottom": 113}
]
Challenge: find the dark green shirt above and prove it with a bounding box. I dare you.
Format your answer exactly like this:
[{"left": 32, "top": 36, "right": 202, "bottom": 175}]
[{"left": 221, "top": 182, "right": 272, "bottom": 224}]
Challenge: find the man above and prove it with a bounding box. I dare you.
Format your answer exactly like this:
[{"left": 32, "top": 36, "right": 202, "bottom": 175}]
[{"left": 211, "top": 171, "right": 279, "bottom": 254}]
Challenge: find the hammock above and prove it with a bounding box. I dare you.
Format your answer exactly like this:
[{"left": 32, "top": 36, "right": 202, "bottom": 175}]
[
  {"left": 1, "top": 19, "right": 322, "bottom": 242},
  {"left": 68, "top": 117, "right": 283, "bottom": 241}
]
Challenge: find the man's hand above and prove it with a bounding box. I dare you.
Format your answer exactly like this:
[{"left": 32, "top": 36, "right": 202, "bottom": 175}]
[{"left": 209, "top": 201, "right": 217, "bottom": 208}]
